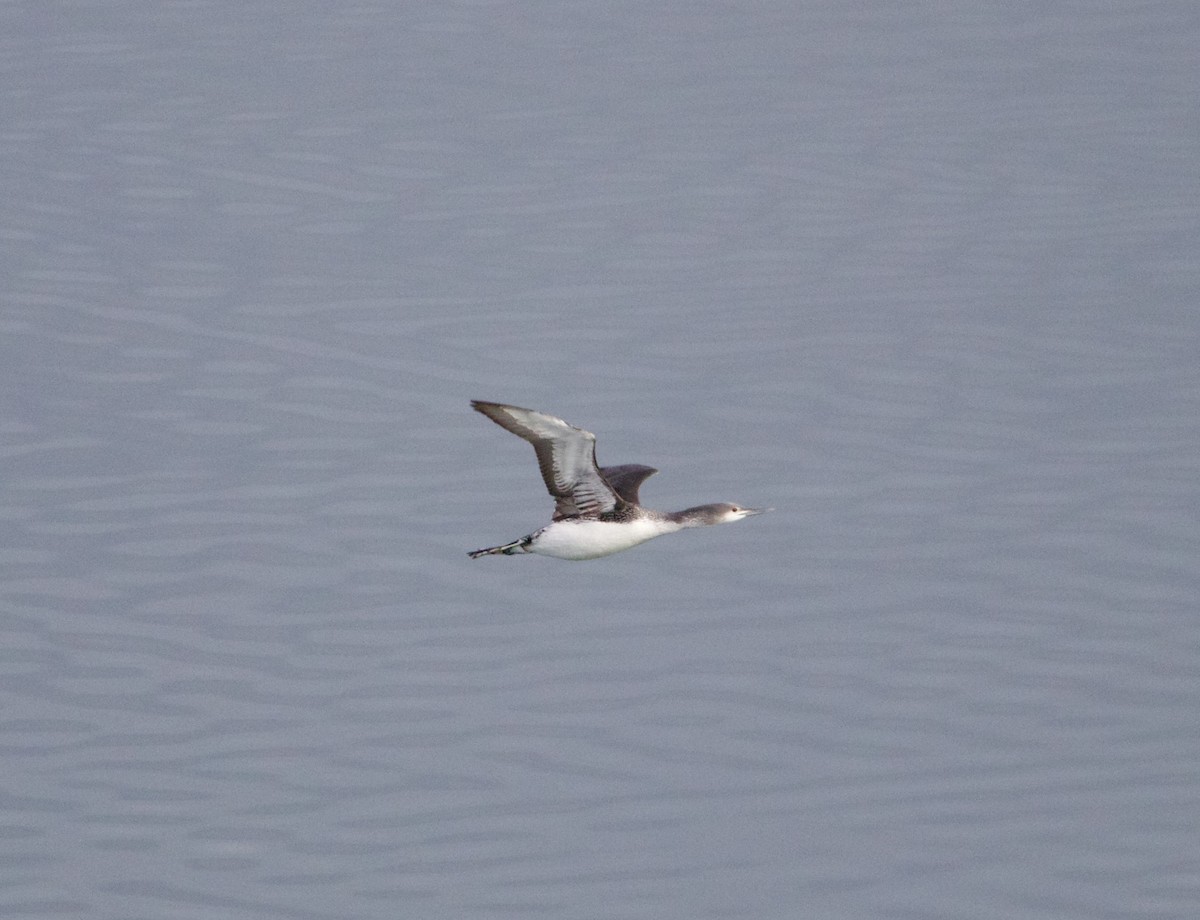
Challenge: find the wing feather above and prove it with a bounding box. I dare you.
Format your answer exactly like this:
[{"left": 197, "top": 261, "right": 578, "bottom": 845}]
[
  {"left": 598, "top": 464, "right": 657, "bottom": 505},
  {"left": 471, "top": 401, "right": 623, "bottom": 519}
]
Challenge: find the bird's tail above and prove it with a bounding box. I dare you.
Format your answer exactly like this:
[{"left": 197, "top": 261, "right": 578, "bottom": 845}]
[{"left": 468, "top": 537, "right": 529, "bottom": 558}]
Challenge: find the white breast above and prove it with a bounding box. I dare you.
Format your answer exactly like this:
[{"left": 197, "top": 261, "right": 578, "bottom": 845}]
[{"left": 529, "top": 517, "right": 680, "bottom": 560}]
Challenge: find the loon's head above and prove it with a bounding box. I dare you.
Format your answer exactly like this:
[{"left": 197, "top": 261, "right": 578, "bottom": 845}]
[{"left": 676, "top": 502, "right": 771, "bottom": 527}]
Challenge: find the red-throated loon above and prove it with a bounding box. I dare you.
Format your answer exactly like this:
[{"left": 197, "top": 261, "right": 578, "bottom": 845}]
[{"left": 468, "top": 400, "right": 769, "bottom": 561}]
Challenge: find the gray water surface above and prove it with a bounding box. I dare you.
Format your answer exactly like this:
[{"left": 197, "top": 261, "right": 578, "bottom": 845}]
[{"left": 3, "top": 2, "right": 1198, "bottom": 918}]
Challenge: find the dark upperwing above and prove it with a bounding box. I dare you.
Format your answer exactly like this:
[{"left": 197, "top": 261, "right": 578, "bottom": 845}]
[{"left": 598, "top": 464, "right": 658, "bottom": 506}]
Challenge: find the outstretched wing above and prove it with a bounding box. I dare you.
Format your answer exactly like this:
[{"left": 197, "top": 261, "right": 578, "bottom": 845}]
[
  {"left": 471, "top": 401, "right": 624, "bottom": 520},
  {"left": 599, "top": 464, "right": 657, "bottom": 506}
]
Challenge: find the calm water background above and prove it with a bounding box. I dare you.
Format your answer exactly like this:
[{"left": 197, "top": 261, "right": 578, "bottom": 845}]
[{"left": 4, "top": 2, "right": 1198, "bottom": 918}]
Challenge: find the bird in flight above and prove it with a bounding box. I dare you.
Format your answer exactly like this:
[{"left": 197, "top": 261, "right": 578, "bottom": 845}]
[{"left": 468, "top": 400, "right": 768, "bottom": 560}]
